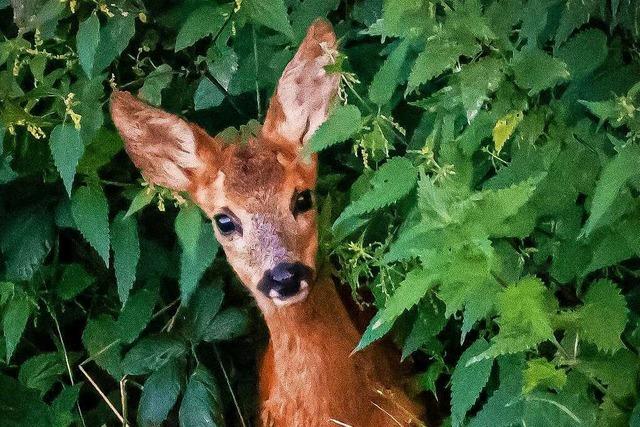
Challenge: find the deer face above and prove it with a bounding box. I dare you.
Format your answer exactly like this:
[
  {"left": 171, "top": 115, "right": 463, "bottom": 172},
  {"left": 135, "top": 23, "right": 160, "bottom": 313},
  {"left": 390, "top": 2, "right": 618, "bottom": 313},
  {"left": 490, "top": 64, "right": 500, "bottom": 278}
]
[{"left": 110, "top": 20, "right": 339, "bottom": 310}]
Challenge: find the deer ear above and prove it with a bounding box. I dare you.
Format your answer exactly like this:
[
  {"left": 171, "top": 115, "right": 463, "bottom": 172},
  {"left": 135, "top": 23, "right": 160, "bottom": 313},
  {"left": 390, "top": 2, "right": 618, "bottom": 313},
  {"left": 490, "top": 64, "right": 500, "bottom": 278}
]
[
  {"left": 261, "top": 19, "right": 340, "bottom": 157},
  {"left": 110, "top": 91, "right": 212, "bottom": 191}
]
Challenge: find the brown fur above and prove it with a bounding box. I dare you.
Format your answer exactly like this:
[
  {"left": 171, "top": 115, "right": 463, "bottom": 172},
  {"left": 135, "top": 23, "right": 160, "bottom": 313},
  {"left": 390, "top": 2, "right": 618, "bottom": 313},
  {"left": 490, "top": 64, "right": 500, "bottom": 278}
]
[{"left": 111, "top": 19, "right": 425, "bottom": 427}]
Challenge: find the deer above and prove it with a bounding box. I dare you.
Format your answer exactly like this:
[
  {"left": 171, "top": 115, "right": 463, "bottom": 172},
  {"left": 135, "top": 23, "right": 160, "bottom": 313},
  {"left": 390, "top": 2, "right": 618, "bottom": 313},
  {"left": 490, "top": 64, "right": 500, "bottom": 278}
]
[{"left": 110, "top": 19, "right": 424, "bottom": 427}]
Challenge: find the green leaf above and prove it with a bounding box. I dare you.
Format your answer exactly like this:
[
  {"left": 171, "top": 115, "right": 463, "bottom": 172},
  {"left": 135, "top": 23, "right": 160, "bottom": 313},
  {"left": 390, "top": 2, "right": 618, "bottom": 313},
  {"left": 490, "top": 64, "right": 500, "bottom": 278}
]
[
  {"left": 194, "top": 77, "right": 224, "bottom": 110},
  {"left": 580, "top": 145, "right": 640, "bottom": 237},
  {"left": 468, "top": 355, "right": 525, "bottom": 427},
  {"left": 82, "top": 315, "right": 123, "bottom": 379},
  {"left": 523, "top": 358, "right": 567, "bottom": 394},
  {"left": 125, "top": 187, "right": 156, "bottom": 218},
  {"left": 243, "top": 0, "right": 294, "bottom": 39},
  {"left": 554, "top": 0, "right": 597, "bottom": 48},
  {"left": 369, "top": 39, "right": 411, "bottom": 106},
  {"left": 206, "top": 46, "right": 238, "bottom": 91},
  {"left": 117, "top": 288, "right": 156, "bottom": 344},
  {"left": 76, "top": 13, "right": 100, "bottom": 77},
  {"left": 407, "top": 39, "right": 480, "bottom": 94},
  {"left": 201, "top": 307, "right": 250, "bottom": 342},
  {"left": 0, "top": 373, "right": 51, "bottom": 427},
  {"left": 458, "top": 56, "right": 505, "bottom": 117},
  {"left": 303, "top": 104, "right": 362, "bottom": 156},
  {"left": 0, "top": 207, "right": 54, "bottom": 281},
  {"left": 111, "top": 211, "right": 140, "bottom": 306},
  {"left": 402, "top": 302, "right": 446, "bottom": 359},
  {"left": 577, "top": 279, "right": 628, "bottom": 353},
  {"left": 18, "top": 352, "right": 66, "bottom": 397},
  {"left": 3, "top": 290, "right": 31, "bottom": 361},
  {"left": 71, "top": 185, "right": 110, "bottom": 266},
  {"left": 93, "top": 14, "right": 136, "bottom": 74},
  {"left": 179, "top": 365, "right": 223, "bottom": 427},
  {"left": 175, "top": 204, "right": 203, "bottom": 258},
  {"left": 556, "top": 29, "right": 608, "bottom": 81},
  {"left": 56, "top": 263, "right": 94, "bottom": 300},
  {"left": 185, "top": 286, "right": 224, "bottom": 342},
  {"left": 378, "top": 268, "right": 438, "bottom": 326},
  {"left": 138, "top": 358, "right": 183, "bottom": 426},
  {"left": 138, "top": 64, "right": 173, "bottom": 106},
  {"left": 512, "top": 48, "right": 570, "bottom": 95},
  {"left": 50, "top": 384, "right": 82, "bottom": 427},
  {"left": 122, "top": 335, "right": 186, "bottom": 376},
  {"left": 471, "top": 277, "right": 554, "bottom": 363},
  {"left": 334, "top": 157, "right": 418, "bottom": 228},
  {"left": 179, "top": 222, "right": 219, "bottom": 304},
  {"left": 451, "top": 338, "right": 493, "bottom": 427},
  {"left": 76, "top": 128, "right": 123, "bottom": 177},
  {"left": 175, "top": 6, "right": 227, "bottom": 52}
]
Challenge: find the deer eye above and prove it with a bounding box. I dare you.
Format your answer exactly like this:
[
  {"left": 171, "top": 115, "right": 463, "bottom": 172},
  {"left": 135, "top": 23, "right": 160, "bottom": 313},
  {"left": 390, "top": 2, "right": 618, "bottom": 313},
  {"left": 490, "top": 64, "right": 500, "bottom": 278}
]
[
  {"left": 214, "top": 214, "right": 237, "bottom": 235},
  {"left": 293, "top": 190, "right": 313, "bottom": 215}
]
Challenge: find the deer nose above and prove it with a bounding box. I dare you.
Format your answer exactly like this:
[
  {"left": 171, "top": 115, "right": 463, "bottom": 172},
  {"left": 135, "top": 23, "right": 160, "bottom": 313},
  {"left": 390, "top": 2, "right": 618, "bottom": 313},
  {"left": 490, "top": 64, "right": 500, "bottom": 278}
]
[{"left": 257, "top": 262, "right": 313, "bottom": 300}]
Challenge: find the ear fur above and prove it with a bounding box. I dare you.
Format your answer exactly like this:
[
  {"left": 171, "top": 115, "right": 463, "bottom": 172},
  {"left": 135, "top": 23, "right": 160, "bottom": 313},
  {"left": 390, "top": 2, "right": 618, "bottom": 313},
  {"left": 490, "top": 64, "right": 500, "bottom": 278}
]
[
  {"left": 261, "top": 19, "right": 341, "bottom": 156},
  {"left": 110, "top": 91, "right": 212, "bottom": 191}
]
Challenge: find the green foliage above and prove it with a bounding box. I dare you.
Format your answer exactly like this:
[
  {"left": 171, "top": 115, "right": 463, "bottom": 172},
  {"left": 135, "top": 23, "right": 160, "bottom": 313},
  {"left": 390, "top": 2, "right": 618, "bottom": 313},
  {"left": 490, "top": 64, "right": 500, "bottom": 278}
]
[{"left": 1, "top": 0, "right": 640, "bottom": 425}]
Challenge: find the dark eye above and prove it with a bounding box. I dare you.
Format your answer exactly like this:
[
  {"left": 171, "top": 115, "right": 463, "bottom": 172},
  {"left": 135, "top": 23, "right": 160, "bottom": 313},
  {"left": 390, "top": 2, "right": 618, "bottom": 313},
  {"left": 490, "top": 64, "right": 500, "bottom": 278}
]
[
  {"left": 293, "top": 190, "right": 313, "bottom": 215},
  {"left": 214, "top": 214, "right": 237, "bottom": 235}
]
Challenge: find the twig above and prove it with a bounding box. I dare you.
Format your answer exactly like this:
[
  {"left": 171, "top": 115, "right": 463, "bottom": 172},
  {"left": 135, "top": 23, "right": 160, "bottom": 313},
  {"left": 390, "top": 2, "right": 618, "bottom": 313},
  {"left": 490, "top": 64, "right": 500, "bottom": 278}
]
[
  {"left": 252, "top": 25, "right": 262, "bottom": 119},
  {"left": 214, "top": 344, "right": 247, "bottom": 427},
  {"left": 370, "top": 401, "right": 403, "bottom": 427},
  {"left": 79, "top": 364, "right": 125, "bottom": 424}
]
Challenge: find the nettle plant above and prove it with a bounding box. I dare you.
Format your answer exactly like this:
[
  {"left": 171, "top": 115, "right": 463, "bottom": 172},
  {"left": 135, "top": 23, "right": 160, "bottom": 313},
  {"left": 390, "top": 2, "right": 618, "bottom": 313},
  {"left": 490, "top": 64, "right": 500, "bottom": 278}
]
[{"left": 0, "top": 0, "right": 640, "bottom": 426}]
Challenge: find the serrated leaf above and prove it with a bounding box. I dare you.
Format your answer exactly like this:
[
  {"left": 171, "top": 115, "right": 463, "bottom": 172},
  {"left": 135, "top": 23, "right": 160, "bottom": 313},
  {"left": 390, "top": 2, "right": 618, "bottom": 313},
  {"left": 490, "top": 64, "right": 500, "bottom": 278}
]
[
  {"left": 122, "top": 336, "right": 186, "bottom": 376},
  {"left": 556, "top": 29, "right": 608, "bottom": 81},
  {"left": 0, "top": 206, "right": 54, "bottom": 281},
  {"left": 82, "top": 315, "right": 123, "bottom": 379},
  {"left": 492, "top": 111, "right": 523, "bottom": 154},
  {"left": 18, "top": 352, "right": 66, "bottom": 397},
  {"left": 512, "top": 48, "right": 570, "bottom": 95},
  {"left": 0, "top": 373, "right": 51, "bottom": 427},
  {"left": 175, "top": 204, "right": 202, "bottom": 257},
  {"left": 206, "top": 46, "right": 238, "bottom": 91},
  {"left": 369, "top": 39, "right": 411, "bottom": 106},
  {"left": 379, "top": 268, "right": 438, "bottom": 326},
  {"left": 201, "top": 307, "right": 250, "bottom": 342},
  {"left": 71, "top": 185, "right": 110, "bottom": 266},
  {"left": 125, "top": 187, "right": 155, "bottom": 218},
  {"left": 334, "top": 157, "right": 418, "bottom": 228},
  {"left": 523, "top": 358, "right": 567, "bottom": 394},
  {"left": 402, "top": 302, "right": 446, "bottom": 359},
  {"left": 451, "top": 338, "right": 493, "bottom": 427},
  {"left": 93, "top": 14, "right": 135, "bottom": 74},
  {"left": 303, "top": 104, "right": 362, "bottom": 156},
  {"left": 581, "top": 145, "right": 640, "bottom": 237},
  {"left": 117, "top": 288, "right": 156, "bottom": 344},
  {"left": 138, "top": 358, "right": 183, "bottom": 426},
  {"left": 459, "top": 56, "right": 505, "bottom": 118},
  {"left": 554, "top": 0, "right": 597, "bottom": 48},
  {"left": 76, "top": 13, "right": 100, "bottom": 77},
  {"left": 3, "top": 290, "right": 31, "bottom": 362},
  {"left": 179, "top": 222, "right": 219, "bottom": 304},
  {"left": 185, "top": 286, "right": 224, "bottom": 342},
  {"left": 194, "top": 77, "right": 224, "bottom": 110},
  {"left": 77, "top": 128, "right": 123, "bottom": 177},
  {"left": 175, "top": 6, "right": 227, "bottom": 52},
  {"left": 138, "top": 64, "right": 173, "bottom": 106},
  {"left": 179, "top": 365, "right": 223, "bottom": 427},
  {"left": 243, "top": 0, "right": 294, "bottom": 39},
  {"left": 111, "top": 211, "right": 140, "bottom": 306},
  {"left": 50, "top": 384, "right": 82, "bottom": 427},
  {"left": 471, "top": 277, "right": 554, "bottom": 363},
  {"left": 56, "top": 263, "right": 94, "bottom": 300},
  {"left": 407, "top": 39, "right": 480, "bottom": 94},
  {"left": 577, "top": 279, "right": 628, "bottom": 353}
]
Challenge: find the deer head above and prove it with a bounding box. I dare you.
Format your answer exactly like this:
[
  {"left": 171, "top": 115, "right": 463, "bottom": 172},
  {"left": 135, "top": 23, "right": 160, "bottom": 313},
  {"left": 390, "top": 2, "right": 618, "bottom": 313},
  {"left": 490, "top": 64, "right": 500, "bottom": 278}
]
[{"left": 110, "top": 20, "right": 340, "bottom": 313}]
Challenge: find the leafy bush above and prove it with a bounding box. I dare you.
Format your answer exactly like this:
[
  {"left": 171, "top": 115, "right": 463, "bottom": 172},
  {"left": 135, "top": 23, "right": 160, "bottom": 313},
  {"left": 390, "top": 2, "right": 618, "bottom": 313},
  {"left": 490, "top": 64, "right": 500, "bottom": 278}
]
[{"left": 1, "top": 0, "right": 640, "bottom": 426}]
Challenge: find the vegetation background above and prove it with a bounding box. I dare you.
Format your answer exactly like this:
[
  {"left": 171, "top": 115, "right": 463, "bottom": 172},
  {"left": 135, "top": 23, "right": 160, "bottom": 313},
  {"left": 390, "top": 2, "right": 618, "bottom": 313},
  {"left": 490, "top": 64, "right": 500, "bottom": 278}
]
[{"left": 0, "top": 0, "right": 639, "bottom": 425}]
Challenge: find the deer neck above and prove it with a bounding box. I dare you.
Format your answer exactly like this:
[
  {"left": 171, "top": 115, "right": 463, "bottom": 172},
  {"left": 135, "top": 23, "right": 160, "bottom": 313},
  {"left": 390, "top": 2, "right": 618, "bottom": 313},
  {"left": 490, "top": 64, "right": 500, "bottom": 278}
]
[{"left": 261, "top": 274, "right": 374, "bottom": 409}]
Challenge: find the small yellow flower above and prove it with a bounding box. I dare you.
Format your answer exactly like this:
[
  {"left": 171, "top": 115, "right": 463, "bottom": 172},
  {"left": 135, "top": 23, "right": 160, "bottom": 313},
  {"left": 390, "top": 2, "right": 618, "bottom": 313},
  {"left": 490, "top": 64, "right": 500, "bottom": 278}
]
[{"left": 138, "top": 12, "right": 147, "bottom": 23}]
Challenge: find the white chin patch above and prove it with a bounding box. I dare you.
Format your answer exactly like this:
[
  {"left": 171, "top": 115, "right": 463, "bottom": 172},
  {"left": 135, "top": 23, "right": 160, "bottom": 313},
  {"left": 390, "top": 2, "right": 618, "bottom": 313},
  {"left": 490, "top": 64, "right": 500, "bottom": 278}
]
[{"left": 271, "top": 280, "right": 310, "bottom": 307}]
